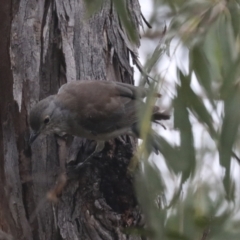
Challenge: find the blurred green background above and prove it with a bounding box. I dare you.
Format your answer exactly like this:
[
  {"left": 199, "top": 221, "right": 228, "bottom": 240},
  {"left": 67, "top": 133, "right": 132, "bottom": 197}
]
[{"left": 136, "top": 0, "right": 240, "bottom": 239}]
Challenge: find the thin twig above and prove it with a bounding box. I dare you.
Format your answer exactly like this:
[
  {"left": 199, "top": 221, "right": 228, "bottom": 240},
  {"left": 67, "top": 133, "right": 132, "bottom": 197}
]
[
  {"left": 141, "top": 13, "right": 152, "bottom": 29},
  {"left": 232, "top": 151, "right": 240, "bottom": 164}
]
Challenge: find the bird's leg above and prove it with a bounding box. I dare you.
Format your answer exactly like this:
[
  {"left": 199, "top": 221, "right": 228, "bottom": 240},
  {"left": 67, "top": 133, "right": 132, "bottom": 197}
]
[{"left": 73, "top": 140, "right": 105, "bottom": 170}]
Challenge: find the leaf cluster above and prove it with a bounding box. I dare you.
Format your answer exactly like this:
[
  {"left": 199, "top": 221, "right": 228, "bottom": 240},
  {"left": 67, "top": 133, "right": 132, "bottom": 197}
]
[{"left": 135, "top": 0, "right": 240, "bottom": 239}]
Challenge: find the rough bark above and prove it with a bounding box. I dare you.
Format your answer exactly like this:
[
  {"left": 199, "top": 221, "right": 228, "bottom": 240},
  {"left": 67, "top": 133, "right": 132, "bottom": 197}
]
[{"left": 1, "top": 0, "right": 144, "bottom": 239}]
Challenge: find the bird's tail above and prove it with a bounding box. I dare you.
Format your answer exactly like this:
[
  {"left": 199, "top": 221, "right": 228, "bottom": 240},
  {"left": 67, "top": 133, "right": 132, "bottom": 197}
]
[{"left": 152, "top": 106, "right": 170, "bottom": 122}]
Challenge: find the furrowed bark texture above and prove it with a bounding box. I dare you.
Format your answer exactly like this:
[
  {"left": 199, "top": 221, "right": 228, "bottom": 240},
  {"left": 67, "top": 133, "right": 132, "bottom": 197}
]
[{"left": 1, "top": 0, "right": 144, "bottom": 239}]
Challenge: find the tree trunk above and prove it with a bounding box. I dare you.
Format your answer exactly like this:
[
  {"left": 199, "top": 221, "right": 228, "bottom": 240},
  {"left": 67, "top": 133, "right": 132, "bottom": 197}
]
[{"left": 0, "top": 0, "right": 144, "bottom": 239}]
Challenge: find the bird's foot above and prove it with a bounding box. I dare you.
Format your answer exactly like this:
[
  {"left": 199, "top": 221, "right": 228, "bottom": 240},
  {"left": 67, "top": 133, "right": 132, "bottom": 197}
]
[
  {"left": 74, "top": 156, "right": 93, "bottom": 170},
  {"left": 66, "top": 141, "right": 105, "bottom": 178},
  {"left": 67, "top": 160, "right": 91, "bottom": 171},
  {"left": 66, "top": 151, "right": 97, "bottom": 178},
  {"left": 66, "top": 160, "right": 92, "bottom": 179}
]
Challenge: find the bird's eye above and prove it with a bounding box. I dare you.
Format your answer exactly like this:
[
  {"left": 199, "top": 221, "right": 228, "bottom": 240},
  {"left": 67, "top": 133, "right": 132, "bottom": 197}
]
[{"left": 43, "top": 116, "right": 50, "bottom": 124}]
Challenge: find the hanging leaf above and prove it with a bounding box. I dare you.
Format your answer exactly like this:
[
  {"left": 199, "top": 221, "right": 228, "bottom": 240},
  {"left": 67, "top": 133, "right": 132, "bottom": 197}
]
[
  {"left": 135, "top": 162, "right": 166, "bottom": 239},
  {"left": 190, "top": 46, "right": 214, "bottom": 103},
  {"left": 174, "top": 71, "right": 196, "bottom": 183},
  {"left": 219, "top": 85, "right": 240, "bottom": 199}
]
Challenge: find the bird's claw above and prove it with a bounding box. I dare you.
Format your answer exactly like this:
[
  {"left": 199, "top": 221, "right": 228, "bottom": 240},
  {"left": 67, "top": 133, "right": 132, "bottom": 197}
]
[{"left": 67, "top": 160, "right": 91, "bottom": 171}]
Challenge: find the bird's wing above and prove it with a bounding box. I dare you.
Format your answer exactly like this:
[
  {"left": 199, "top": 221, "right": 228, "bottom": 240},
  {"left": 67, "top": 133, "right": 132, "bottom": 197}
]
[
  {"left": 102, "top": 81, "right": 148, "bottom": 99},
  {"left": 57, "top": 80, "right": 143, "bottom": 134}
]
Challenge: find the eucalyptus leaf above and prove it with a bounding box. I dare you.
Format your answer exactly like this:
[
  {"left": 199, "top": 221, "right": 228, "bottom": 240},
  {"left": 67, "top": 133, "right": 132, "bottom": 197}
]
[
  {"left": 228, "top": 1, "right": 240, "bottom": 38},
  {"left": 175, "top": 71, "right": 196, "bottom": 183},
  {"left": 219, "top": 86, "right": 240, "bottom": 199},
  {"left": 135, "top": 162, "right": 166, "bottom": 239},
  {"left": 190, "top": 46, "right": 214, "bottom": 103}
]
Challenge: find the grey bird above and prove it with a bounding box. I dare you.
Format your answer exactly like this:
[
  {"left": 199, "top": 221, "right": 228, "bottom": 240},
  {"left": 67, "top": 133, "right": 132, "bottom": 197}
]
[{"left": 29, "top": 80, "right": 169, "bottom": 167}]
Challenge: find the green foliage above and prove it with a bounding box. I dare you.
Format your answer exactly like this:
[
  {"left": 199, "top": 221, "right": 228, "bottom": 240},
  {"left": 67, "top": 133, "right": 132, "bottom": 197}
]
[{"left": 135, "top": 0, "right": 240, "bottom": 239}]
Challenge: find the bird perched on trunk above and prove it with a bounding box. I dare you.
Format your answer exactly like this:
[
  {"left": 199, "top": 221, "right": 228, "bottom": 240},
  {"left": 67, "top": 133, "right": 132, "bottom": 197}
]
[{"left": 29, "top": 80, "right": 169, "bottom": 168}]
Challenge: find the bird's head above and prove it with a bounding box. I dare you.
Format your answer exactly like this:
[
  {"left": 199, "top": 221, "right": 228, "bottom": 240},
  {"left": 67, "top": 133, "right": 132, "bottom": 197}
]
[{"left": 29, "top": 95, "right": 57, "bottom": 144}]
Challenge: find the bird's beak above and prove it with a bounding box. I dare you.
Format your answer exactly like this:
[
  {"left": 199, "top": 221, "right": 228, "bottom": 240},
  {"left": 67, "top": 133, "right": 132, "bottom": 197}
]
[{"left": 29, "top": 131, "right": 40, "bottom": 145}]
